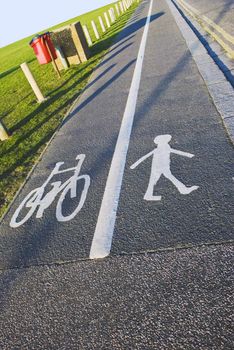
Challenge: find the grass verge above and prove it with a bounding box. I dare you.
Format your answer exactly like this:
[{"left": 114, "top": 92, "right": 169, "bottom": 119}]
[{"left": 0, "top": 2, "right": 139, "bottom": 218}]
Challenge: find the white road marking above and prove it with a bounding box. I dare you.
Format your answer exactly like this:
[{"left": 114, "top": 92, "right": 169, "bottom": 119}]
[
  {"left": 10, "top": 155, "right": 90, "bottom": 228},
  {"left": 130, "top": 134, "right": 199, "bottom": 201},
  {"left": 89, "top": 0, "right": 154, "bottom": 259}
]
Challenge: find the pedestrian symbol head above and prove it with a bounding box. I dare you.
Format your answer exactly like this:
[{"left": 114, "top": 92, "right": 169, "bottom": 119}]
[{"left": 154, "top": 134, "right": 172, "bottom": 144}]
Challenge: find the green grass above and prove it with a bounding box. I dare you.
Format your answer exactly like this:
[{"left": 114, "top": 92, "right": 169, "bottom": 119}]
[
  {"left": 0, "top": 3, "right": 120, "bottom": 72},
  {"left": 0, "top": 1, "right": 139, "bottom": 218}
]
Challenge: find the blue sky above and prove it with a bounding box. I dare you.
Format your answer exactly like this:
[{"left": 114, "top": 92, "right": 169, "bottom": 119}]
[{"left": 0, "top": 0, "right": 113, "bottom": 48}]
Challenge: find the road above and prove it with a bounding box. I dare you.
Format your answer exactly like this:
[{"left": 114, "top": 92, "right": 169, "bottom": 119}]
[
  {"left": 0, "top": 0, "right": 233, "bottom": 348},
  {"left": 182, "top": 0, "right": 234, "bottom": 36}
]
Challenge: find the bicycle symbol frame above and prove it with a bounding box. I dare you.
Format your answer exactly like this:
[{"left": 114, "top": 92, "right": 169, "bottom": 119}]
[{"left": 10, "top": 154, "right": 90, "bottom": 228}]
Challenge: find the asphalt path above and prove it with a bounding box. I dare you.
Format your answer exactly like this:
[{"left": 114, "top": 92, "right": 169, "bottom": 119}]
[{"left": 0, "top": 0, "right": 233, "bottom": 348}]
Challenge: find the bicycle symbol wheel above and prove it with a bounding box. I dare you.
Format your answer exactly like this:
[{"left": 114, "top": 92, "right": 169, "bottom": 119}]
[
  {"left": 56, "top": 175, "right": 90, "bottom": 222},
  {"left": 10, "top": 189, "right": 40, "bottom": 228}
]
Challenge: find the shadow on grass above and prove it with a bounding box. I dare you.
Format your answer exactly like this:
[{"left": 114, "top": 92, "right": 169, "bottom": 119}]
[
  {"left": 0, "top": 58, "right": 135, "bottom": 181},
  {"left": 8, "top": 42, "right": 131, "bottom": 136},
  {"left": 0, "top": 63, "right": 116, "bottom": 160},
  {"left": 7, "top": 10, "right": 164, "bottom": 137},
  {"left": 0, "top": 58, "right": 36, "bottom": 79},
  {"left": 7, "top": 10, "right": 146, "bottom": 134}
]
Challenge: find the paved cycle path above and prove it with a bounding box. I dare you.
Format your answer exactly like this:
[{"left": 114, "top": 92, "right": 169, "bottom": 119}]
[
  {"left": 111, "top": 0, "right": 234, "bottom": 255},
  {"left": 0, "top": 0, "right": 233, "bottom": 269},
  {"left": 1, "top": 0, "right": 234, "bottom": 348}
]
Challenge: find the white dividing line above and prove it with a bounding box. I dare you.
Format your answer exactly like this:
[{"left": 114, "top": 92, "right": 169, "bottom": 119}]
[{"left": 90, "top": 0, "right": 154, "bottom": 259}]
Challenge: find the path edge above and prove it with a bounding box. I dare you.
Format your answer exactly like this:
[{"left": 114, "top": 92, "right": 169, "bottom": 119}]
[{"left": 166, "top": 0, "right": 234, "bottom": 145}]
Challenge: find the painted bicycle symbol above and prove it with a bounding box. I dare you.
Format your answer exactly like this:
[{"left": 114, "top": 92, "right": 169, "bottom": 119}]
[{"left": 10, "top": 154, "right": 90, "bottom": 228}]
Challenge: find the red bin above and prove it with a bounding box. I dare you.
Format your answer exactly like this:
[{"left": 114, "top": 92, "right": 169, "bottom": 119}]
[{"left": 29, "top": 32, "right": 57, "bottom": 65}]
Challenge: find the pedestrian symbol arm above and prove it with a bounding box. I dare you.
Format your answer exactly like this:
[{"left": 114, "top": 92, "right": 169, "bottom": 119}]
[
  {"left": 130, "top": 150, "right": 154, "bottom": 169},
  {"left": 171, "top": 148, "right": 194, "bottom": 158}
]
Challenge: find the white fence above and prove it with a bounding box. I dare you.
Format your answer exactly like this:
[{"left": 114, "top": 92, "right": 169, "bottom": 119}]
[{"left": 82, "top": 0, "right": 139, "bottom": 46}]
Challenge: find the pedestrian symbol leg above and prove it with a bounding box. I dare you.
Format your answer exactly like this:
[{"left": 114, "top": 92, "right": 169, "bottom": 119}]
[
  {"left": 163, "top": 170, "right": 199, "bottom": 195},
  {"left": 144, "top": 172, "right": 161, "bottom": 201}
]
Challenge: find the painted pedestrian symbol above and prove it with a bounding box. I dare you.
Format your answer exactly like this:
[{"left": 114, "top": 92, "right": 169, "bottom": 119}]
[
  {"left": 130, "top": 135, "right": 199, "bottom": 201},
  {"left": 10, "top": 154, "right": 90, "bottom": 228}
]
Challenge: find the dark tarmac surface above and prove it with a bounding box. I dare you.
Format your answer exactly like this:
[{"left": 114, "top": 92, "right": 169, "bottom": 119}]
[
  {"left": 0, "top": 245, "right": 233, "bottom": 349},
  {"left": 0, "top": 0, "right": 233, "bottom": 348}
]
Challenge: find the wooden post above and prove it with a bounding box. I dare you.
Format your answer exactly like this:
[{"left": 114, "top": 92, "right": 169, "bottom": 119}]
[
  {"left": 82, "top": 25, "right": 93, "bottom": 46},
  {"left": 55, "top": 46, "right": 68, "bottom": 69},
  {"left": 70, "top": 22, "right": 90, "bottom": 62},
  {"left": 91, "top": 20, "right": 100, "bottom": 40},
  {"left": 115, "top": 3, "right": 120, "bottom": 16},
  {"left": 0, "top": 119, "right": 9, "bottom": 141},
  {"left": 98, "top": 16, "right": 106, "bottom": 33},
  {"left": 119, "top": 2, "right": 124, "bottom": 14},
  {"left": 122, "top": 1, "right": 127, "bottom": 11},
  {"left": 111, "top": 8, "right": 116, "bottom": 21},
  {"left": 104, "top": 12, "right": 111, "bottom": 28},
  {"left": 20, "top": 62, "right": 46, "bottom": 103},
  {"left": 108, "top": 9, "right": 115, "bottom": 23},
  {"left": 44, "top": 39, "right": 61, "bottom": 78}
]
